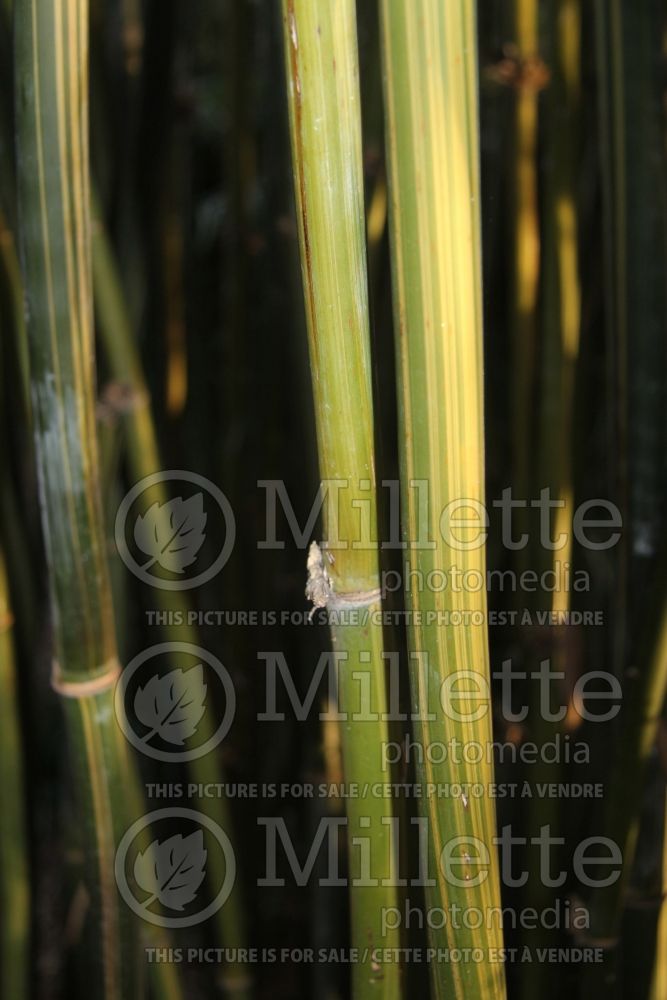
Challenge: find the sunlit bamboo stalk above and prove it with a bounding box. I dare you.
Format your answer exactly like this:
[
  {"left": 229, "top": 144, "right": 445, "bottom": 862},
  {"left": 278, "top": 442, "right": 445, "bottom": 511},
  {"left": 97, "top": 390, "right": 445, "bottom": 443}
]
[
  {"left": 379, "top": 2, "right": 506, "bottom": 998},
  {"left": 282, "top": 3, "right": 402, "bottom": 997},
  {"left": 14, "top": 2, "right": 143, "bottom": 995}
]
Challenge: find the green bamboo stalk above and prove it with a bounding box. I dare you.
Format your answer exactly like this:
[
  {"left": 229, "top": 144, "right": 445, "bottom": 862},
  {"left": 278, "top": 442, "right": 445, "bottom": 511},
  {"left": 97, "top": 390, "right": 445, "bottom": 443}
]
[
  {"left": 91, "top": 194, "right": 252, "bottom": 1000},
  {"left": 281, "top": 3, "right": 401, "bottom": 997},
  {"left": 379, "top": 3, "right": 506, "bottom": 999},
  {"left": 0, "top": 547, "right": 29, "bottom": 1000},
  {"left": 14, "top": 2, "right": 143, "bottom": 996},
  {"left": 4, "top": 9, "right": 182, "bottom": 994}
]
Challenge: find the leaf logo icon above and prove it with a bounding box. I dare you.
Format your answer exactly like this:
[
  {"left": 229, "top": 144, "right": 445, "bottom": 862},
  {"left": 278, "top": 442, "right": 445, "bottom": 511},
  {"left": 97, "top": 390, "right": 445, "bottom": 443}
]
[
  {"left": 134, "top": 495, "right": 207, "bottom": 574},
  {"left": 134, "top": 831, "right": 207, "bottom": 911},
  {"left": 134, "top": 666, "right": 207, "bottom": 745}
]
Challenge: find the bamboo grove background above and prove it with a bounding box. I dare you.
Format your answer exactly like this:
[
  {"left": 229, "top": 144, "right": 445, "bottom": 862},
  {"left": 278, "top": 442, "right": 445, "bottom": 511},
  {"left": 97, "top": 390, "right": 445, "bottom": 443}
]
[{"left": 0, "top": 1, "right": 665, "bottom": 999}]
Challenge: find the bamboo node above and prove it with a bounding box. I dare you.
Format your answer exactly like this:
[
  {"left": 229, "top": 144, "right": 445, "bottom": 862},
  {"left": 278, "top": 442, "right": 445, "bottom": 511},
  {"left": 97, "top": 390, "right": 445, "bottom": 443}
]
[
  {"left": 51, "top": 658, "right": 122, "bottom": 698},
  {"left": 305, "top": 541, "right": 381, "bottom": 621},
  {"left": 328, "top": 588, "right": 382, "bottom": 611}
]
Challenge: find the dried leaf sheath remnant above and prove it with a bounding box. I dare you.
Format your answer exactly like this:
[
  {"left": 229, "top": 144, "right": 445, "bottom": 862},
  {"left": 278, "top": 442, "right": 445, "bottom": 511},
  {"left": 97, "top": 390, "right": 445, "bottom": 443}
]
[
  {"left": 305, "top": 541, "right": 382, "bottom": 616},
  {"left": 282, "top": 2, "right": 402, "bottom": 997},
  {"left": 305, "top": 541, "right": 331, "bottom": 613}
]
